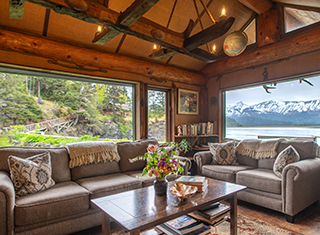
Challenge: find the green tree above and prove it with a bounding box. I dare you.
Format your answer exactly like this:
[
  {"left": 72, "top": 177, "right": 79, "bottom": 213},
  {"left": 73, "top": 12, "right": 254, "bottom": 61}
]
[{"left": 0, "top": 73, "right": 43, "bottom": 127}]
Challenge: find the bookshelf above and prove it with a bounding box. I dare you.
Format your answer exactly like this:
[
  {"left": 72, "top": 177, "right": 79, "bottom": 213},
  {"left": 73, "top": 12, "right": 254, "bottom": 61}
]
[{"left": 175, "top": 134, "right": 219, "bottom": 151}]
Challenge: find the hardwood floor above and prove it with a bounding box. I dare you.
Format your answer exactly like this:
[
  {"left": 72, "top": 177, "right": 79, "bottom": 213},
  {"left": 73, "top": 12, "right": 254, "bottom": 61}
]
[{"left": 71, "top": 200, "right": 320, "bottom": 235}]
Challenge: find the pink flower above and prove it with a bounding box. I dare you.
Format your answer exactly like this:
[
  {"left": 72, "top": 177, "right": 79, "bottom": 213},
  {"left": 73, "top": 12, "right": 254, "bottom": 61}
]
[{"left": 147, "top": 145, "right": 158, "bottom": 153}]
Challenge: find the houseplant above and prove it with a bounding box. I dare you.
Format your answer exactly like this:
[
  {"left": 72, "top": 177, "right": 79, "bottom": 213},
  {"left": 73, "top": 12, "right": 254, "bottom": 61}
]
[
  {"left": 129, "top": 144, "right": 184, "bottom": 195},
  {"left": 169, "top": 139, "right": 191, "bottom": 154}
]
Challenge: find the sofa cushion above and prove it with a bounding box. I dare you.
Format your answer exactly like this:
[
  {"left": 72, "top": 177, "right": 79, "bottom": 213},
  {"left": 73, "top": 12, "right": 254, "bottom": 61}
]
[
  {"left": 277, "top": 140, "right": 317, "bottom": 160},
  {"left": 71, "top": 161, "right": 121, "bottom": 181},
  {"left": 0, "top": 147, "right": 71, "bottom": 183},
  {"left": 208, "top": 141, "right": 239, "bottom": 165},
  {"left": 76, "top": 173, "right": 142, "bottom": 203},
  {"left": 117, "top": 139, "right": 158, "bottom": 172},
  {"left": 202, "top": 165, "right": 255, "bottom": 183},
  {"left": 258, "top": 158, "right": 276, "bottom": 170},
  {"left": 8, "top": 152, "right": 55, "bottom": 197},
  {"left": 273, "top": 145, "right": 300, "bottom": 178},
  {"left": 237, "top": 154, "right": 258, "bottom": 167},
  {"left": 236, "top": 169, "right": 281, "bottom": 194},
  {"left": 14, "top": 181, "right": 89, "bottom": 226}
]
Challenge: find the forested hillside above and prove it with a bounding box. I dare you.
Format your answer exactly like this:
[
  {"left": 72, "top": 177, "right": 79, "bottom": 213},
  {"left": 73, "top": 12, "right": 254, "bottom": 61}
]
[{"left": 0, "top": 73, "right": 133, "bottom": 139}]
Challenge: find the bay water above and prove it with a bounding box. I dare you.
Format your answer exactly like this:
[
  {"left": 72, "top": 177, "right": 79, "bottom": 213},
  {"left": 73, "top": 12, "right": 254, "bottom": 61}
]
[{"left": 226, "top": 127, "right": 320, "bottom": 144}]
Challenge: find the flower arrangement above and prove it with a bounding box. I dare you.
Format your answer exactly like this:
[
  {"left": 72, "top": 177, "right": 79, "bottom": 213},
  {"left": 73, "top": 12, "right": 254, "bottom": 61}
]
[{"left": 130, "top": 144, "right": 184, "bottom": 178}]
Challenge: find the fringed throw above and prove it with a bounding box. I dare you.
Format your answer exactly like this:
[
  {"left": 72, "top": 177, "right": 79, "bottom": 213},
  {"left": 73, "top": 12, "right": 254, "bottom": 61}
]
[
  {"left": 235, "top": 139, "right": 281, "bottom": 159},
  {"left": 66, "top": 141, "right": 121, "bottom": 168}
]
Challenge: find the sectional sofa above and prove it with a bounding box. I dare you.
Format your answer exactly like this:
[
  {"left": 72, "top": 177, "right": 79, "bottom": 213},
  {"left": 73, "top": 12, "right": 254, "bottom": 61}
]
[
  {"left": 194, "top": 139, "right": 320, "bottom": 223},
  {"left": 0, "top": 139, "right": 191, "bottom": 235}
]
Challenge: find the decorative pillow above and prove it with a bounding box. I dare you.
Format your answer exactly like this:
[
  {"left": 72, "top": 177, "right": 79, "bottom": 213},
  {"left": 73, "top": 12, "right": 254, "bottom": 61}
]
[
  {"left": 8, "top": 152, "right": 55, "bottom": 197},
  {"left": 208, "top": 141, "right": 239, "bottom": 165},
  {"left": 273, "top": 145, "right": 300, "bottom": 178}
]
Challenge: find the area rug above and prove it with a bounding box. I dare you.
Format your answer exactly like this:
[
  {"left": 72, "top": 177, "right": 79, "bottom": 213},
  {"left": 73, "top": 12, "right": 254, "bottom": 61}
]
[{"left": 109, "top": 214, "right": 300, "bottom": 235}]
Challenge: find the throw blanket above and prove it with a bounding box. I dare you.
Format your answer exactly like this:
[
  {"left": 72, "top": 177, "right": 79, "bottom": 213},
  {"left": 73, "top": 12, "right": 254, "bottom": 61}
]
[
  {"left": 235, "top": 139, "right": 281, "bottom": 159},
  {"left": 66, "top": 141, "right": 120, "bottom": 168}
]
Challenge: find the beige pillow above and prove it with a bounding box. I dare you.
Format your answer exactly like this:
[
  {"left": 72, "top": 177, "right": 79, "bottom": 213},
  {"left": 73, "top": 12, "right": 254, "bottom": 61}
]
[
  {"left": 208, "top": 141, "right": 239, "bottom": 165},
  {"left": 273, "top": 145, "right": 300, "bottom": 178},
  {"left": 8, "top": 152, "right": 55, "bottom": 197}
]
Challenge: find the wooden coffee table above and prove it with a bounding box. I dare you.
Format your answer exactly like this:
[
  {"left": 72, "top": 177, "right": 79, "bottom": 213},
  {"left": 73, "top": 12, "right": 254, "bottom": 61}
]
[{"left": 92, "top": 178, "right": 246, "bottom": 235}]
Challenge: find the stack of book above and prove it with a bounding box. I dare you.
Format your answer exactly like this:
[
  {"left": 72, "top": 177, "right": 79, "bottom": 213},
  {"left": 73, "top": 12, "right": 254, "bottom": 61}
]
[
  {"left": 188, "top": 202, "right": 230, "bottom": 226},
  {"left": 180, "top": 121, "right": 215, "bottom": 136},
  {"left": 156, "top": 215, "right": 211, "bottom": 235},
  {"left": 175, "top": 176, "right": 208, "bottom": 192}
]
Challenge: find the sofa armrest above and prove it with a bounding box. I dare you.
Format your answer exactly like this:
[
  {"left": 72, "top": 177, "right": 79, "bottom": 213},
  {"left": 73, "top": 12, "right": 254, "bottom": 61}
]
[
  {"left": 193, "top": 151, "right": 213, "bottom": 175},
  {"left": 282, "top": 158, "right": 320, "bottom": 216},
  {"left": 173, "top": 156, "right": 191, "bottom": 175},
  {"left": 0, "top": 171, "right": 15, "bottom": 235}
]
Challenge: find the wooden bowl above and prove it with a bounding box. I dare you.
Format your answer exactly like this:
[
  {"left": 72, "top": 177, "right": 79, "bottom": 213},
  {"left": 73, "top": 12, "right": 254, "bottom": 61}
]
[{"left": 170, "top": 182, "right": 198, "bottom": 201}]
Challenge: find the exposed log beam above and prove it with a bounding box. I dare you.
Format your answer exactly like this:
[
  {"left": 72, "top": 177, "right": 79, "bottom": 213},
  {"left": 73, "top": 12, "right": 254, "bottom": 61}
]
[
  {"left": 149, "top": 18, "right": 234, "bottom": 61},
  {"left": 25, "top": 0, "right": 228, "bottom": 62},
  {"left": 9, "top": 0, "right": 26, "bottom": 19},
  {"left": 0, "top": 28, "right": 207, "bottom": 86},
  {"left": 202, "top": 26, "right": 320, "bottom": 78},
  {"left": 93, "top": 0, "right": 159, "bottom": 44},
  {"left": 238, "top": 0, "right": 273, "bottom": 15},
  {"left": 257, "top": 8, "right": 280, "bottom": 47},
  {"left": 184, "top": 17, "right": 235, "bottom": 50},
  {"left": 117, "top": 0, "right": 159, "bottom": 26}
]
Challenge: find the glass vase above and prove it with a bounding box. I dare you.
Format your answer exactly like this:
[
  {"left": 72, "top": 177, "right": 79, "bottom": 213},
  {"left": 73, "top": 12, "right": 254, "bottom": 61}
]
[{"left": 153, "top": 177, "right": 168, "bottom": 196}]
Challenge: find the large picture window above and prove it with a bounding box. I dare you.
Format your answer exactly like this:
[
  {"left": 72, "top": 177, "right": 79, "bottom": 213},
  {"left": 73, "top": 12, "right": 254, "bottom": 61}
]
[
  {"left": 0, "top": 72, "right": 134, "bottom": 147},
  {"left": 224, "top": 74, "right": 320, "bottom": 143},
  {"left": 148, "top": 89, "right": 167, "bottom": 142}
]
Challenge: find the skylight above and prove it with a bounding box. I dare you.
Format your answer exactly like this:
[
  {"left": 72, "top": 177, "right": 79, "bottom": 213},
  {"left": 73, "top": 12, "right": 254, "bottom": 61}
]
[{"left": 284, "top": 7, "right": 320, "bottom": 33}]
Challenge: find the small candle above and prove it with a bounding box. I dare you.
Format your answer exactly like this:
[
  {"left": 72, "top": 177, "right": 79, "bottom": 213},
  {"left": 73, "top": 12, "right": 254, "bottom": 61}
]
[
  {"left": 95, "top": 26, "right": 102, "bottom": 37},
  {"left": 212, "top": 44, "right": 217, "bottom": 54},
  {"left": 153, "top": 44, "right": 158, "bottom": 52},
  {"left": 219, "top": 6, "right": 227, "bottom": 21}
]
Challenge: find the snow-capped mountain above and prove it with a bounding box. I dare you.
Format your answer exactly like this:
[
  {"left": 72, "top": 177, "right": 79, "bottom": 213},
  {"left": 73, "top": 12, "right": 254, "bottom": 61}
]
[{"left": 227, "top": 100, "right": 320, "bottom": 126}]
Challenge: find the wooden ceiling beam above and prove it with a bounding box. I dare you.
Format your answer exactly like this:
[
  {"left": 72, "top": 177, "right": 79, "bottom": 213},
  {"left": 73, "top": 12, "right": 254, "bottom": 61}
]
[
  {"left": 93, "top": 0, "right": 160, "bottom": 45},
  {"left": 184, "top": 17, "right": 235, "bottom": 50},
  {"left": 149, "top": 17, "right": 234, "bottom": 61},
  {"left": 238, "top": 0, "right": 273, "bottom": 15},
  {"left": 201, "top": 25, "right": 320, "bottom": 77},
  {"left": 25, "top": 0, "right": 230, "bottom": 62},
  {"left": 0, "top": 28, "right": 207, "bottom": 86},
  {"left": 9, "top": 0, "right": 26, "bottom": 19}
]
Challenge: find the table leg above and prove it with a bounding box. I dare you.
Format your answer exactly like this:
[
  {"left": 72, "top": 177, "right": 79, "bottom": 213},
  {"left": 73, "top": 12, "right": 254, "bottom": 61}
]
[
  {"left": 230, "top": 194, "right": 237, "bottom": 235},
  {"left": 130, "top": 229, "right": 140, "bottom": 235},
  {"left": 102, "top": 212, "right": 111, "bottom": 235}
]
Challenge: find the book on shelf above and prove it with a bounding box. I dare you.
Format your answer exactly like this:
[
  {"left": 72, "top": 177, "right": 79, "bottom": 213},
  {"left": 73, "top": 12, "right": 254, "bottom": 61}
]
[
  {"left": 188, "top": 212, "right": 229, "bottom": 226},
  {"left": 165, "top": 215, "right": 197, "bottom": 230},
  {"left": 157, "top": 215, "right": 203, "bottom": 235},
  {"left": 197, "top": 203, "right": 230, "bottom": 220},
  {"left": 175, "top": 176, "right": 206, "bottom": 185},
  {"left": 181, "top": 224, "right": 211, "bottom": 235}
]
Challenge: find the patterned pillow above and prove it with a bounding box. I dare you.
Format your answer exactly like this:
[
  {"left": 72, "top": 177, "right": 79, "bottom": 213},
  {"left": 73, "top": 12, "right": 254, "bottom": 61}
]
[
  {"left": 8, "top": 152, "right": 55, "bottom": 197},
  {"left": 273, "top": 145, "right": 300, "bottom": 178},
  {"left": 208, "top": 141, "right": 239, "bottom": 165}
]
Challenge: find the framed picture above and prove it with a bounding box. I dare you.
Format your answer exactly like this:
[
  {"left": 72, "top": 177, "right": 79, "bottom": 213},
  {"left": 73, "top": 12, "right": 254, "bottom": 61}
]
[{"left": 178, "top": 89, "right": 199, "bottom": 115}]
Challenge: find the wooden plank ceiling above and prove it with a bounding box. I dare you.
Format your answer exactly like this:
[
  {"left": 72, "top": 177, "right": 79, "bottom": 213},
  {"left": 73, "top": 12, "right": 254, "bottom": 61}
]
[{"left": 1, "top": 0, "right": 320, "bottom": 72}]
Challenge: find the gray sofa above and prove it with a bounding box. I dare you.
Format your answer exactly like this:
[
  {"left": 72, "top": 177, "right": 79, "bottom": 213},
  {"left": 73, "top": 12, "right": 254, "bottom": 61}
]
[
  {"left": 0, "top": 139, "right": 191, "bottom": 235},
  {"left": 194, "top": 139, "right": 320, "bottom": 223}
]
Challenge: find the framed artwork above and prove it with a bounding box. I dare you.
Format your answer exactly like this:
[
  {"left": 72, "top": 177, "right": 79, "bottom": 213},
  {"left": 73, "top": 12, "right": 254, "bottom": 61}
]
[{"left": 178, "top": 89, "right": 199, "bottom": 115}]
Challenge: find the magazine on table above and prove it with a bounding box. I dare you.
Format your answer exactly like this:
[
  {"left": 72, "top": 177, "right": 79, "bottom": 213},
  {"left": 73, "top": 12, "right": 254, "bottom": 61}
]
[{"left": 175, "top": 176, "right": 206, "bottom": 185}]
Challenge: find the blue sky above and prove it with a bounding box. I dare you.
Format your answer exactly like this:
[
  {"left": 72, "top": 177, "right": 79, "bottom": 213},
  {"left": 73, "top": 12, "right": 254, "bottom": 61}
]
[{"left": 226, "top": 75, "right": 320, "bottom": 106}]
